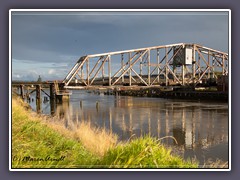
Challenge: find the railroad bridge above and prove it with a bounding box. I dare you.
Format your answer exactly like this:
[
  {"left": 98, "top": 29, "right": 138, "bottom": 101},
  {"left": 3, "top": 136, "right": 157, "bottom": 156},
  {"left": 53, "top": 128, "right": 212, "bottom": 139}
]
[
  {"left": 12, "top": 43, "right": 229, "bottom": 109},
  {"left": 63, "top": 43, "right": 228, "bottom": 89}
]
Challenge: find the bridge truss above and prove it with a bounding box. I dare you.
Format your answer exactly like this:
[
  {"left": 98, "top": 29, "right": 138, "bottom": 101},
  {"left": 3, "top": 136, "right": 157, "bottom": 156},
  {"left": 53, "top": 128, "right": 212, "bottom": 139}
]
[{"left": 63, "top": 43, "right": 228, "bottom": 88}]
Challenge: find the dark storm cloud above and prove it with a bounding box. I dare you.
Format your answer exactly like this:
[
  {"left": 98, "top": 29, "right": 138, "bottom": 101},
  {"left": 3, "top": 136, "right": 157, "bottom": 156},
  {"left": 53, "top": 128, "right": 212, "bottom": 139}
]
[
  {"left": 12, "top": 12, "right": 228, "bottom": 60},
  {"left": 12, "top": 14, "right": 124, "bottom": 62},
  {"left": 11, "top": 11, "right": 229, "bottom": 80}
]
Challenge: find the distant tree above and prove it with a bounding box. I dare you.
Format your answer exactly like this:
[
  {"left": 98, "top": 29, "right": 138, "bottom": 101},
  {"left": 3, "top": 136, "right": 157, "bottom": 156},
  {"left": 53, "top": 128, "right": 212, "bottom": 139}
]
[{"left": 37, "top": 75, "right": 42, "bottom": 82}]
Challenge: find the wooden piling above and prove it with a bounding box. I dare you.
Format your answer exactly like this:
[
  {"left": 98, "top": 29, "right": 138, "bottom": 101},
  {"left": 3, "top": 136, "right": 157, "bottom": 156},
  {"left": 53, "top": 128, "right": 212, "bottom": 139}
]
[
  {"left": 49, "top": 83, "right": 56, "bottom": 113},
  {"left": 36, "top": 85, "right": 41, "bottom": 101},
  {"left": 50, "top": 100, "right": 56, "bottom": 115},
  {"left": 20, "top": 85, "right": 24, "bottom": 99},
  {"left": 36, "top": 85, "right": 41, "bottom": 113},
  {"left": 50, "top": 83, "right": 57, "bottom": 100}
]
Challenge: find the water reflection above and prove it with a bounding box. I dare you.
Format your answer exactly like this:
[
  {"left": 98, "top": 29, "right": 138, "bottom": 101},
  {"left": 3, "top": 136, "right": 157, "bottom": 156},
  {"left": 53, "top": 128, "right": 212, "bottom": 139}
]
[{"left": 29, "top": 90, "right": 228, "bottom": 164}]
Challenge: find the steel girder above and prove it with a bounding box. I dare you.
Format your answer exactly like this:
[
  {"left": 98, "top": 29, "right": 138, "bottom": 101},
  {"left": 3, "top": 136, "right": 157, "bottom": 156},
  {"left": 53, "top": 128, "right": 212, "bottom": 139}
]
[{"left": 63, "top": 43, "right": 228, "bottom": 88}]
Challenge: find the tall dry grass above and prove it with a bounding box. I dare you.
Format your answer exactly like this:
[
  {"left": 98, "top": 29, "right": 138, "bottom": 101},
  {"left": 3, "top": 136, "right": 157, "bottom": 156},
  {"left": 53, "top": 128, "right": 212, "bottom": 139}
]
[
  {"left": 12, "top": 97, "right": 118, "bottom": 157},
  {"left": 74, "top": 122, "right": 117, "bottom": 156},
  {"left": 45, "top": 117, "right": 118, "bottom": 156},
  {"left": 201, "top": 159, "right": 229, "bottom": 168}
]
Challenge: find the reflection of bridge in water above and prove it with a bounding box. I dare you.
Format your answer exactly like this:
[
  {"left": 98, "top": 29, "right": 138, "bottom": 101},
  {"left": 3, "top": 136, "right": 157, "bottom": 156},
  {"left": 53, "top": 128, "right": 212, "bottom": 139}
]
[
  {"left": 63, "top": 43, "right": 228, "bottom": 89},
  {"left": 51, "top": 95, "right": 228, "bottom": 163},
  {"left": 56, "top": 100, "right": 228, "bottom": 147}
]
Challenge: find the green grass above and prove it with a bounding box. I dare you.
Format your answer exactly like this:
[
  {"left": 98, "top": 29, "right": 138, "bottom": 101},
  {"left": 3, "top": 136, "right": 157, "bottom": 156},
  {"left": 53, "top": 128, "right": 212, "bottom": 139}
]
[
  {"left": 12, "top": 99, "right": 98, "bottom": 168},
  {"left": 97, "top": 137, "right": 198, "bottom": 168},
  {"left": 12, "top": 97, "right": 198, "bottom": 169},
  {"left": 13, "top": 122, "right": 97, "bottom": 168}
]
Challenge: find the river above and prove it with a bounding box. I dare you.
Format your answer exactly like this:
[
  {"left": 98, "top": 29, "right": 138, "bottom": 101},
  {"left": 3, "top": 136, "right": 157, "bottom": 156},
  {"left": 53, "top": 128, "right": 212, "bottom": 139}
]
[{"left": 28, "top": 89, "right": 229, "bottom": 166}]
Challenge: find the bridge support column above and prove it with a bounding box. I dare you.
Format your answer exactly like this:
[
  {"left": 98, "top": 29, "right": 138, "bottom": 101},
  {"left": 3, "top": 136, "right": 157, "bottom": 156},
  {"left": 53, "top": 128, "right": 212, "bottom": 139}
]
[
  {"left": 182, "top": 65, "right": 185, "bottom": 85},
  {"left": 148, "top": 49, "right": 151, "bottom": 86},
  {"left": 50, "top": 83, "right": 56, "bottom": 102},
  {"left": 50, "top": 83, "right": 56, "bottom": 114},
  {"left": 108, "top": 55, "right": 111, "bottom": 86},
  {"left": 121, "top": 54, "right": 124, "bottom": 83},
  {"left": 36, "top": 85, "right": 41, "bottom": 113},
  {"left": 192, "top": 45, "right": 196, "bottom": 87},
  {"left": 165, "top": 47, "right": 168, "bottom": 86},
  {"left": 20, "top": 85, "right": 24, "bottom": 99},
  {"left": 56, "top": 83, "right": 69, "bottom": 104},
  {"left": 26, "top": 86, "right": 31, "bottom": 102},
  {"left": 129, "top": 52, "right": 132, "bottom": 86},
  {"left": 157, "top": 49, "right": 160, "bottom": 83}
]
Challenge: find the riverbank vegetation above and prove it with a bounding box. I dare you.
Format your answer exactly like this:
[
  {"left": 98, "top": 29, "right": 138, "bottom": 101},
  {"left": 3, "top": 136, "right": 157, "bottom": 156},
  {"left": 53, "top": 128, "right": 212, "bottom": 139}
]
[{"left": 12, "top": 96, "right": 198, "bottom": 168}]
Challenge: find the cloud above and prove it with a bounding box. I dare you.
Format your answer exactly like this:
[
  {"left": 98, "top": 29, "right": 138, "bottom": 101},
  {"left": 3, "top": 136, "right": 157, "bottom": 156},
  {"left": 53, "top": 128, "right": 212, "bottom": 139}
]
[
  {"left": 11, "top": 11, "right": 229, "bottom": 80},
  {"left": 12, "top": 73, "right": 22, "bottom": 79},
  {"left": 48, "top": 69, "right": 56, "bottom": 75},
  {"left": 12, "top": 70, "right": 39, "bottom": 81}
]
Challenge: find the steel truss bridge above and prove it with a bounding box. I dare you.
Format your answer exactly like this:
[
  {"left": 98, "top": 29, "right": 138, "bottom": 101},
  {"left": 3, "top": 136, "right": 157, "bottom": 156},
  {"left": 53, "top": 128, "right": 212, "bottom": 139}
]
[{"left": 63, "top": 43, "right": 228, "bottom": 89}]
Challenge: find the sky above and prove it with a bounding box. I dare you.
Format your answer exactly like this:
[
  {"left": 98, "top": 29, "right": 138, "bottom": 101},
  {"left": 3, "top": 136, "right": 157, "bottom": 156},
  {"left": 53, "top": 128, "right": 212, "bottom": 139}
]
[{"left": 11, "top": 10, "right": 229, "bottom": 81}]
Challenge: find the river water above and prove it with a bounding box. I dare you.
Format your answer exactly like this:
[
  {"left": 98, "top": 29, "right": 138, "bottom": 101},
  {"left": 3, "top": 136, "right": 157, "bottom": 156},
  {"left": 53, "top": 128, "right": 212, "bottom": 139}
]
[{"left": 28, "top": 89, "right": 229, "bottom": 166}]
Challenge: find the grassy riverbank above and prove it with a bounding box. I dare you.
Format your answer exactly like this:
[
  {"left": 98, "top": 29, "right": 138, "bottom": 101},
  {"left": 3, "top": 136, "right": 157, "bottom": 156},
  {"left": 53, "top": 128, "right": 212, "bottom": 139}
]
[{"left": 11, "top": 96, "right": 198, "bottom": 169}]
